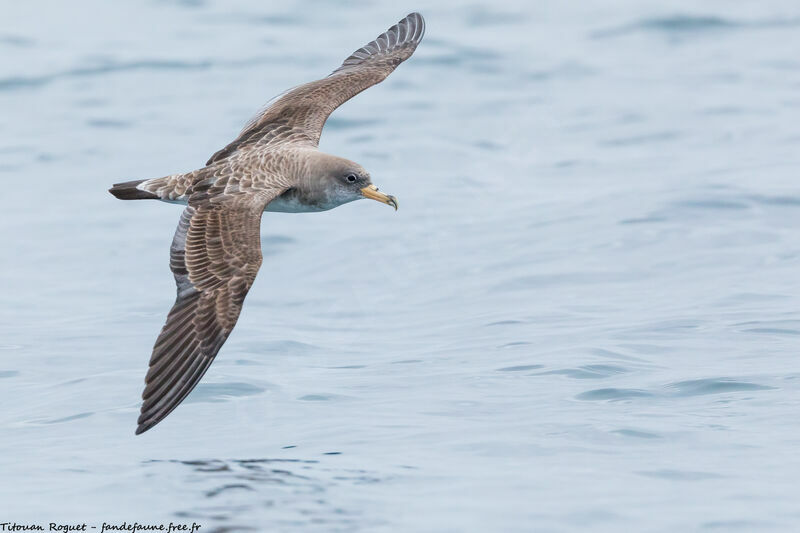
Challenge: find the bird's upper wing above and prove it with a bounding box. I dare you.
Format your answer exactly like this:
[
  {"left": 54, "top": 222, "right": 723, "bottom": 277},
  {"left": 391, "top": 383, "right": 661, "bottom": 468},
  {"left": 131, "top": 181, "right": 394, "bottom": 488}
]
[
  {"left": 206, "top": 12, "right": 425, "bottom": 165},
  {"left": 136, "top": 186, "right": 286, "bottom": 435}
]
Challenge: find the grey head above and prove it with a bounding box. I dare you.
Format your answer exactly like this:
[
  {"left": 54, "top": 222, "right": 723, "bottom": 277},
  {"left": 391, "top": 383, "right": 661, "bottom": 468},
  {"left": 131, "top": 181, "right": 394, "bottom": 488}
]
[{"left": 285, "top": 151, "right": 397, "bottom": 212}]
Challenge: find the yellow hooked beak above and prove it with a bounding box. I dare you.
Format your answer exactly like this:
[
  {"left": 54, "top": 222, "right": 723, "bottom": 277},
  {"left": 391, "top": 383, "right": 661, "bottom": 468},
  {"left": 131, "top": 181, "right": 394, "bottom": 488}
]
[{"left": 361, "top": 184, "right": 398, "bottom": 210}]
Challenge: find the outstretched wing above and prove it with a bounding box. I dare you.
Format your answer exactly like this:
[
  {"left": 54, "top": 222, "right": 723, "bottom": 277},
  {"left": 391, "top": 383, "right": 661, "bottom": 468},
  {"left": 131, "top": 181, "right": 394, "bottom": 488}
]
[
  {"left": 207, "top": 12, "right": 425, "bottom": 164},
  {"left": 136, "top": 188, "right": 285, "bottom": 434}
]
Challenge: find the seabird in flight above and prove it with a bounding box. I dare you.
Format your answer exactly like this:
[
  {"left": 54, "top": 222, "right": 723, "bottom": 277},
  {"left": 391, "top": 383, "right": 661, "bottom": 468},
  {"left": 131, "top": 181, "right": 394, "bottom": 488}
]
[{"left": 109, "top": 12, "right": 425, "bottom": 434}]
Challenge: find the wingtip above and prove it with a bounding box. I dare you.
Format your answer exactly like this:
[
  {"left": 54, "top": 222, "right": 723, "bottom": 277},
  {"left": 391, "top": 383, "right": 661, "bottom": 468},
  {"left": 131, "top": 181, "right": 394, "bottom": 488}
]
[
  {"left": 135, "top": 416, "right": 152, "bottom": 435},
  {"left": 135, "top": 412, "right": 158, "bottom": 435},
  {"left": 403, "top": 12, "right": 425, "bottom": 43},
  {"left": 389, "top": 12, "right": 425, "bottom": 49}
]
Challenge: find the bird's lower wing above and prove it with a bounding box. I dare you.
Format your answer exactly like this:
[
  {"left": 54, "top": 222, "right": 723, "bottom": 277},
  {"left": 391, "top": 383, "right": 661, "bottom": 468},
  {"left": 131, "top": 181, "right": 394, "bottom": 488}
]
[{"left": 136, "top": 189, "right": 285, "bottom": 434}]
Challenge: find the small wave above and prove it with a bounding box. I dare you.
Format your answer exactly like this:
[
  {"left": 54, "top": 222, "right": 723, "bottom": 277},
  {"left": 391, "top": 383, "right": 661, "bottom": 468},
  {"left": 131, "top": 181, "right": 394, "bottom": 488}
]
[
  {"left": 600, "top": 130, "right": 681, "bottom": 147},
  {"left": 474, "top": 139, "right": 504, "bottom": 151},
  {"left": 0, "top": 59, "right": 212, "bottom": 92},
  {"left": 671, "top": 198, "right": 750, "bottom": 210},
  {"left": 746, "top": 194, "right": 800, "bottom": 207},
  {"left": 591, "top": 348, "right": 650, "bottom": 362},
  {"left": 608, "top": 15, "right": 737, "bottom": 35},
  {"left": 206, "top": 483, "right": 255, "bottom": 498},
  {"left": 28, "top": 412, "right": 94, "bottom": 425},
  {"left": 743, "top": 327, "right": 800, "bottom": 336},
  {"left": 143, "top": 456, "right": 378, "bottom": 529},
  {"left": 178, "top": 459, "right": 232, "bottom": 472},
  {"left": 619, "top": 215, "right": 668, "bottom": 225},
  {"left": 234, "top": 358, "right": 261, "bottom": 366},
  {"left": 485, "top": 320, "right": 525, "bottom": 327},
  {"left": 0, "top": 35, "right": 34, "bottom": 48},
  {"left": 86, "top": 118, "right": 132, "bottom": 129},
  {"left": 499, "top": 341, "right": 531, "bottom": 349},
  {"left": 593, "top": 15, "right": 800, "bottom": 39},
  {"left": 298, "top": 393, "right": 341, "bottom": 401},
  {"left": 0, "top": 56, "right": 279, "bottom": 92},
  {"left": 185, "top": 382, "right": 266, "bottom": 403},
  {"left": 667, "top": 378, "right": 775, "bottom": 397},
  {"left": 612, "top": 429, "right": 661, "bottom": 439},
  {"left": 543, "top": 364, "right": 628, "bottom": 380},
  {"left": 496, "top": 364, "right": 543, "bottom": 372},
  {"left": 576, "top": 388, "right": 654, "bottom": 401}
]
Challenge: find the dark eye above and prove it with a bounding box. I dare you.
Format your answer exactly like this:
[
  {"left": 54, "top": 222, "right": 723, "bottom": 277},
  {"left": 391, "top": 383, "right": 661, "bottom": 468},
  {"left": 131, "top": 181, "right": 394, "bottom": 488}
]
[{"left": 346, "top": 174, "right": 357, "bottom": 183}]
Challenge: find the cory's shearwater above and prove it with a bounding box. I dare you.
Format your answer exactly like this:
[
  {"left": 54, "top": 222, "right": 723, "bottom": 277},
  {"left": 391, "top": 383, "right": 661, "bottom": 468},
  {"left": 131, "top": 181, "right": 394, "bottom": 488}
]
[{"left": 110, "top": 12, "right": 425, "bottom": 434}]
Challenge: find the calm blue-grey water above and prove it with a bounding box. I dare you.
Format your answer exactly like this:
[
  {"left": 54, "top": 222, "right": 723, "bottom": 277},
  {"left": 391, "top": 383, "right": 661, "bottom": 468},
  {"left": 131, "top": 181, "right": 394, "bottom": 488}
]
[{"left": 2, "top": 0, "right": 800, "bottom": 531}]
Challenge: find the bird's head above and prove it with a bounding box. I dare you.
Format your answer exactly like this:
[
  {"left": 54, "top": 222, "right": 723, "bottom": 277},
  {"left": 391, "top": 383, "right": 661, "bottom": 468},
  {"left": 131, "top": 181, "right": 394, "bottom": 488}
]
[{"left": 308, "top": 153, "right": 398, "bottom": 210}]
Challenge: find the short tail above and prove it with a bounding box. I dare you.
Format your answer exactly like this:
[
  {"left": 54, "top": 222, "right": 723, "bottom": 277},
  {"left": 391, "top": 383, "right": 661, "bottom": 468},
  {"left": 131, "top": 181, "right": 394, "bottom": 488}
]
[{"left": 109, "top": 179, "right": 159, "bottom": 200}]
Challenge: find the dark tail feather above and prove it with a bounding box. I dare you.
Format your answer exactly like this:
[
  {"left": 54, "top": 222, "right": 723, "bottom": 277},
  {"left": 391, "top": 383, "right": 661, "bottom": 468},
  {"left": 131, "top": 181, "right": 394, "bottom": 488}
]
[{"left": 109, "top": 179, "right": 159, "bottom": 200}]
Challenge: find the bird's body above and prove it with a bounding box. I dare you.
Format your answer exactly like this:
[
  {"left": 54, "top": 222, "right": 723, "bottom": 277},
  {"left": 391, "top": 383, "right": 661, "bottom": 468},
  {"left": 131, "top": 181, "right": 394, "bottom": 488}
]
[
  {"left": 126, "top": 149, "right": 370, "bottom": 212},
  {"left": 109, "top": 13, "right": 425, "bottom": 434}
]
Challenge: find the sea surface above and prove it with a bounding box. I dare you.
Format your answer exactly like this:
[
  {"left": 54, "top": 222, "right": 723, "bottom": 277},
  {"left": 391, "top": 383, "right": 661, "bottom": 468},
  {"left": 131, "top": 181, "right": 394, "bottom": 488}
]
[{"left": 2, "top": 0, "right": 800, "bottom": 531}]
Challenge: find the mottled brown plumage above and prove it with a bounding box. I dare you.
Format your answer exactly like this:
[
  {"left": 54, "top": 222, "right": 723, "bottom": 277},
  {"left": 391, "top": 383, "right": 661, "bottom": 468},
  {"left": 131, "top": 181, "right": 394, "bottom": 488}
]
[
  {"left": 208, "top": 11, "right": 425, "bottom": 162},
  {"left": 109, "top": 12, "right": 424, "bottom": 435}
]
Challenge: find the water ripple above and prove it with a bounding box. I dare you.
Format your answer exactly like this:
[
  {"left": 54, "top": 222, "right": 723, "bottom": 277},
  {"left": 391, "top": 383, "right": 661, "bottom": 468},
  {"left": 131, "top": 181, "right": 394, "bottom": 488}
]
[
  {"left": 576, "top": 388, "right": 654, "bottom": 401},
  {"left": 185, "top": 382, "right": 267, "bottom": 403},
  {"left": 600, "top": 131, "right": 681, "bottom": 147},
  {"left": 0, "top": 35, "right": 34, "bottom": 47},
  {"left": 0, "top": 56, "right": 278, "bottom": 92},
  {"left": 29, "top": 412, "right": 94, "bottom": 425},
  {"left": 612, "top": 429, "right": 661, "bottom": 439},
  {"left": 144, "top": 457, "right": 385, "bottom": 530},
  {"left": 496, "top": 364, "right": 543, "bottom": 372},
  {"left": 593, "top": 15, "right": 800, "bottom": 39},
  {"left": 746, "top": 194, "right": 800, "bottom": 207},
  {"left": 666, "top": 378, "right": 775, "bottom": 397},
  {"left": 540, "top": 364, "right": 628, "bottom": 380},
  {"left": 577, "top": 378, "right": 775, "bottom": 401},
  {"left": 0, "top": 60, "right": 213, "bottom": 91}
]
